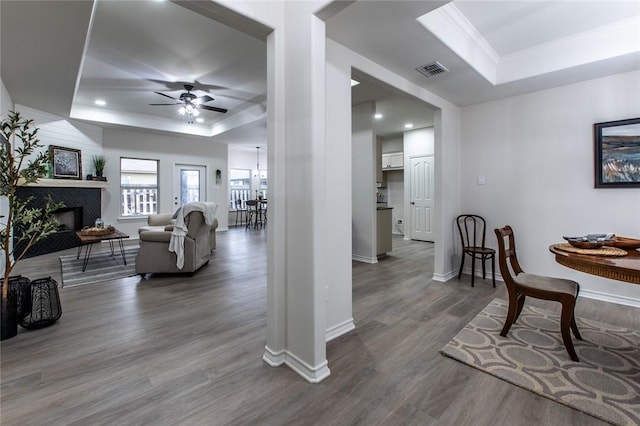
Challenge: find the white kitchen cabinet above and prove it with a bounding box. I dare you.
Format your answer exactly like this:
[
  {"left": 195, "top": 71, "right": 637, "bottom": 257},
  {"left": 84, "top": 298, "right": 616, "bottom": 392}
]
[{"left": 382, "top": 152, "right": 403, "bottom": 170}]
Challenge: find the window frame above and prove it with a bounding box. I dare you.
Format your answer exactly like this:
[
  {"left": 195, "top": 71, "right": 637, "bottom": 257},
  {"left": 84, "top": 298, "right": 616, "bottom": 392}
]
[{"left": 120, "top": 157, "right": 159, "bottom": 218}]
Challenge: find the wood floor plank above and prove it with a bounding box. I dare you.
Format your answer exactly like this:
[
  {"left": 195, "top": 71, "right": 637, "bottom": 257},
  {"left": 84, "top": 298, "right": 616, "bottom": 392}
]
[{"left": 2, "top": 228, "right": 638, "bottom": 425}]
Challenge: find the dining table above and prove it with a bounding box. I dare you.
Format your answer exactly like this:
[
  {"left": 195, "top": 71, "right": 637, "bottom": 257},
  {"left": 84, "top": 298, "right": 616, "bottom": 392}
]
[{"left": 549, "top": 243, "right": 640, "bottom": 285}]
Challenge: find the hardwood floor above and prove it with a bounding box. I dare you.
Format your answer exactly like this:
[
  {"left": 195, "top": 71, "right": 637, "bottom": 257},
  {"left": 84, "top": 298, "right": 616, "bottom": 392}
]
[{"left": 2, "top": 228, "right": 638, "bottom": 425}]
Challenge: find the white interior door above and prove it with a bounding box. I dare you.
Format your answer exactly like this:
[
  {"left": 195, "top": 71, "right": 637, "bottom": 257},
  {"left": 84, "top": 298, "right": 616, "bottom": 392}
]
[
  {"left": 410, "top": 155, "right": 434, "bottom": 242},
  {"left": 173, "top": 164, "right": 206, "bottom": 209}
]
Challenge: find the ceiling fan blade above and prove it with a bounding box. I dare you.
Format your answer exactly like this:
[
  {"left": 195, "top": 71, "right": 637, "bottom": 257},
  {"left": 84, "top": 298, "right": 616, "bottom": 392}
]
[
  {"left": 198, "top": 95, "right": 214, "bottom": 103},
  {"left": 149, "top": 103, "right": 180, "bottom": 106},
  {"left": 154, "top": 91, "right": 177, "bottom": 100},
  {"left": 200, "top": 105, "right": 228, "bottom": 113}
]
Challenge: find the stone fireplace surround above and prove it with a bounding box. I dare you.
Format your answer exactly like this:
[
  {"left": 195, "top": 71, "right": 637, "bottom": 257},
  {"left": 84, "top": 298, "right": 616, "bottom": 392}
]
[{"left": 15, "top": 180, "right": 106, "bottom": 258}]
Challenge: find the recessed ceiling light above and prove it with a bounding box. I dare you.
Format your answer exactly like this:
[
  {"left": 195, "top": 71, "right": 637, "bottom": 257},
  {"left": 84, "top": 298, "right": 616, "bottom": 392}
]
[
  {"left": 196, "top": 118, "right": 204, "bottom": 123},
  {"left": 351, "top": 79, "right": 360, "bottom": 87},
  {"left": 404, "top": 123, "right": 413, "bottom": 129},
  {"left": 94, "top": 99, "right": 106, "bottom": 106},
  {"left": 374, "top": 113, "right": 383, "bottom": 119}
]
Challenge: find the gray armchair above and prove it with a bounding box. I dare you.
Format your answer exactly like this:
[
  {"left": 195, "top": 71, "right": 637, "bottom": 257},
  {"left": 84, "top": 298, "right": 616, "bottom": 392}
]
[{"left": 136, "top": 210, "right": 218, "bottom": 276}]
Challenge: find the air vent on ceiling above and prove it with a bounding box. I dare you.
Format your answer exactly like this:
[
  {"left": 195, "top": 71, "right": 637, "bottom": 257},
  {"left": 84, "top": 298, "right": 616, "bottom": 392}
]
[{"left": 416, "top": 61, "right": 449, "bottom": 78}]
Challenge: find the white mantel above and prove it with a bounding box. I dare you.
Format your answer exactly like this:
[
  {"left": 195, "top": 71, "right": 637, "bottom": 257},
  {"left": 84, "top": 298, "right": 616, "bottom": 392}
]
[{"left": 20, "top": 178, "right": 108, "bottom": 189}]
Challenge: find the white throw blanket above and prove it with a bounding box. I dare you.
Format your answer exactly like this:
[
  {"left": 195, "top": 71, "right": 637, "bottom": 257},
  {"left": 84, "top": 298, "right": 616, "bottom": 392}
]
[{"left": 168, "top": 202, "right": 218, "bottom": 269}]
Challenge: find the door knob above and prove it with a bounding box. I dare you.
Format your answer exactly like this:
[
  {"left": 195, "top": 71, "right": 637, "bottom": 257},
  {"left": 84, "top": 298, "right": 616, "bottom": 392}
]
[{"left": 410, "top": 202, "right": 415, "bottom": 205}]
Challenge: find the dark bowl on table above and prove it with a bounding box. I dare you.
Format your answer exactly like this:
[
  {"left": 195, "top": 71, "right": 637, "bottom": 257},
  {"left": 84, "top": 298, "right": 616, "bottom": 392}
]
[{"left": 563, "top": 237, "right": 606, "bottom": 249}]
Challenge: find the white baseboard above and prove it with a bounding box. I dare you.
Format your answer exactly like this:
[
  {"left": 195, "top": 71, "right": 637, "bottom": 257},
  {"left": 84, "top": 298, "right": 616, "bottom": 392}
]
[
  {"left": 456, "top": 268, "right": 640, "bottom": 308},
  {"left": 262, "top": 345, "right": 286, "bottom": 367},
  {"left": 580, "top": 289, "right": 640, "bottom": 308},
  {"left": 352, "top": 254, "right": 377, "bottom": 264},
  {"left": 326, "top": 318, "right": 355, "bottom": 342},
  {"left": 263, "top": 346, "right": 331, "bottom": 383},
  {"left": 432, "top": 270, "right": 457, "bottom": 282}
]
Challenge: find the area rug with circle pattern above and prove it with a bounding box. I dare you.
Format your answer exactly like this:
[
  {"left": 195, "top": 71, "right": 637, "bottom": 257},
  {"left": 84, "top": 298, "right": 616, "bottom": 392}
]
[{"left": 441, "top": 298, "right": 640, "bottom": 426}]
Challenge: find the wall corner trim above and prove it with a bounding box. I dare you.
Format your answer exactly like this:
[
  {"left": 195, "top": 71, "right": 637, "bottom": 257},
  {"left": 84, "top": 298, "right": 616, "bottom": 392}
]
[
  {"left": 326, "top": 318, "right": 355, "bottom": 342},
  {"left": 352, "top": 254, "right": 378, "bottom": 264},
  {"left": 263, "top": 347, "right": 331, "bottom": 383}
]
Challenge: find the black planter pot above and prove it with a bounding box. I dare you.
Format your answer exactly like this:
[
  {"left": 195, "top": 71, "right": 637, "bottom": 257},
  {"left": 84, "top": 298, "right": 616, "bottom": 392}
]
[
  {"left": 1, "top": 297, "right": 18, "bottom": 341},
  {"left": 1, "top": 276, "right": 33, "bottom": 341}
]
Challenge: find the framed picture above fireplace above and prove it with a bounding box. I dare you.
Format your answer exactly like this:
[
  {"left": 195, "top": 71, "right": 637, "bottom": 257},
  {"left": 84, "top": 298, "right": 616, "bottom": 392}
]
[{"left": 50, "top": 145, "right": 82, "bottom": 180}]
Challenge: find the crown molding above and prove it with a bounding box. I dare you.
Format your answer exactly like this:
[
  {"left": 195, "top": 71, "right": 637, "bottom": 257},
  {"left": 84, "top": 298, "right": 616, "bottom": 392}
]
[
  {"left": 417, "top": 3, "right": 498, "bottom": 85},
  {"left": 418, "top": 4, "right": 640, "bottom": 87},
  {"left": 498, "top": 14, "right": 640, "bottom": 84}
]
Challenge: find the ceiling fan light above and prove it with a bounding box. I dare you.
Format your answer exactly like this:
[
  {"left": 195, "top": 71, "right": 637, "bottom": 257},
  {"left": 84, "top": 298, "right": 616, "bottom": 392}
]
[
  {"left": 178, "top": 106, "right": 186, "bottom": 115},
  {"left": 185, "top": 103, "right": 195, "bottom": 113},
  {"left": 192, "top": 109, "right": 200, "bottom": 117}
]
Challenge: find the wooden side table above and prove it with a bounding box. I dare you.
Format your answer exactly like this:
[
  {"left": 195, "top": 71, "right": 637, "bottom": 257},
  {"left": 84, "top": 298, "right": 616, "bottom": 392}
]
[{"left": 75, "top": 229, "right": 130, "bottom": 272}]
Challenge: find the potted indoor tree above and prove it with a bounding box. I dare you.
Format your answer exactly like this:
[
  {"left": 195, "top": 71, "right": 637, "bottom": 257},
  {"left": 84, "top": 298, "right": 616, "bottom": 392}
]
[{"left": 1, "top": 111, "right": 63, "bottom": 340}]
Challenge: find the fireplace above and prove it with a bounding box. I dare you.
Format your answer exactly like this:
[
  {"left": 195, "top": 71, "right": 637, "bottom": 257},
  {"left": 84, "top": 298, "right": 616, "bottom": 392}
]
[
  {"left": 53, "top": 207, "right": 83, "bottom": 232},
  {"left": 15, "top": 186, "right": 101, "bottom": 257}
]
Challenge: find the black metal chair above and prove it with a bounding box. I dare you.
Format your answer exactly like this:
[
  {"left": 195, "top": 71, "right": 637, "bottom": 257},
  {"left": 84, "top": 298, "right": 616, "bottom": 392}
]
[
  {"left": 234, "top": 198, "right": 247, "bottom": 226},
  {"left": 245, "top": 200, "right": 259, "bottom": 229},
  {"left": 456, "top": 214, "right": 496, "bottom": 287}
]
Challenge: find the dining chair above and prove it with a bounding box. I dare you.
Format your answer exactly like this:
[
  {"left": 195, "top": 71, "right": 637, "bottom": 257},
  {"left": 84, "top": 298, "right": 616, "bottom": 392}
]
[
  {"left": 245, "top": 200, "right": 259, "bottom": 229},
  {"left": 234, "top": 199, "right": 247, "bottom": 226},
  {"left": 494, "top": 225, "right": 582, "bottom": 362},
  {"left": 258, "top": 199, "right": 267, "bottom": 227},
  {"left": 456, "top": 214, "right": 496, "bottom": 287}
]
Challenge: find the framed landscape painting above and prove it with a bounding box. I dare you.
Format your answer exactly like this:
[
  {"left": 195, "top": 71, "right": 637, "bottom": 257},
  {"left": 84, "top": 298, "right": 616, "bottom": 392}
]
[
  {"left": 50, "top": 145, "right": 82, "bottom": 180},
  {"left": 594, "top": 117, "right": 640, "bottom": 188}
]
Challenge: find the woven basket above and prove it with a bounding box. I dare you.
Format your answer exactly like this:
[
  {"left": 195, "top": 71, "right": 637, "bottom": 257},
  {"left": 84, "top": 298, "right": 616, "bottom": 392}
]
[
  {"left": 554, "top": 243, "right": 628, "bottom": 257},
  {"left": 80, "top": 225, "right": 115, "bottom": 236}
]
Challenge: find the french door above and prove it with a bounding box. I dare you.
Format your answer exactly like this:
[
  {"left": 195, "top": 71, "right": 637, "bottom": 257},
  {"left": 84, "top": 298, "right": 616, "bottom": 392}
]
[{"left": 173, "top": 164, "right": 206, "bottom": 209}]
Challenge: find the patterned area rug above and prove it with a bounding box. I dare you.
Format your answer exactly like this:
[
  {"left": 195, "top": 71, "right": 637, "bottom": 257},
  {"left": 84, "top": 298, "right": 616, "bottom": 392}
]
[
  {"left": 441, "top": 299, "right": 640, "bottom": 426},
  {"left": 59, "top": 247, "right": 138, "bottom": 288}
]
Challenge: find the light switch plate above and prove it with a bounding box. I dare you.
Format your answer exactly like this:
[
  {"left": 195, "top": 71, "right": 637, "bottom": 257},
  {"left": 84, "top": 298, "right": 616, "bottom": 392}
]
[{"left": 477, "top": 175, "right": 485, "bottom": 185}]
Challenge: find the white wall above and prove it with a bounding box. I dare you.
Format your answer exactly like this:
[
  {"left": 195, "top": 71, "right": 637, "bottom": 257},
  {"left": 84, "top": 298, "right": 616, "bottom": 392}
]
[
  {"left": 352, "top": 102, "right": 377, "bottom": 262},
  {"left": 228, "top": 145, "right": 268, "bottom": 170},
  {"left": 325, "top": 38, "right": 354, "bottom": 341},
  {"left": 381, "top": 136, "right": 402, "bottom": 153},
  {"left": 404, "top": 127, "right": 434, "bottom": 157},
  {"left": 1, "top": 78, "right": 13, "bottom": 118},
  {"left": 0, "top": 79, "right": 14, "bottom": 276},
  {"left": 102, "top": 127, "right": 229, "bottom": 236},
  {"left": 15, "top": 104, "right": 103, "bottom": 177},
  {"left": 460, "top": 70, "right": 640, "bottom": 306}
]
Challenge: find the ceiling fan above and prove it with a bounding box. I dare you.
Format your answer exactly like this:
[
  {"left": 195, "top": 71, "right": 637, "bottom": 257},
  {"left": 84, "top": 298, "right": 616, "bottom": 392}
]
[{"left": 150, "top": 84, "right": 228, "bottom": 123}]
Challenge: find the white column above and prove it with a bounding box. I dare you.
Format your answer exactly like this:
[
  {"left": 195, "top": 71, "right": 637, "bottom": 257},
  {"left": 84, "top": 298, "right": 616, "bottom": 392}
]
[
  {"left": 262, "top": 2, "right": 330, "bottom": 383},
  {"left": 351, "top": 102, "right": 378, "bottom": 263}
]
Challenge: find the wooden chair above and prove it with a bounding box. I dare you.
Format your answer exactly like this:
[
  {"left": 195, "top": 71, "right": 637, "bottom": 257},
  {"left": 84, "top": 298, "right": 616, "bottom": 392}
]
[
  {"left": 456, "top": 214, "right": 496, "bottom": 287},
  {"left": 494, "top": 225, "right": 582, "bottom": 362}
]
